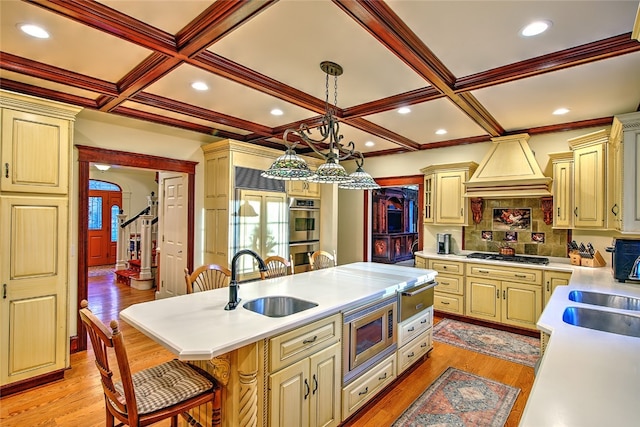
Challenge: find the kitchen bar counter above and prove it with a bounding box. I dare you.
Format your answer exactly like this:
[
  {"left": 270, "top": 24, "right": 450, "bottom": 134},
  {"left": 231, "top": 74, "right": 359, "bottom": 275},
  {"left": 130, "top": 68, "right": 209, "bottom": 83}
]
[
  {"left": 120, "top": 262, "right": 436, "bottom": 360},
  {"left": 416, "top": 250, "right": 640, "bottom": 427}
]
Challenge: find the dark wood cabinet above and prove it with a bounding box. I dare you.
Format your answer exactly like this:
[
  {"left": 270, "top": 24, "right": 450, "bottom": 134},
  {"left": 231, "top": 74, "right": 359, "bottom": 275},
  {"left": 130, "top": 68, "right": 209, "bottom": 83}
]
[{"left": 371, "top": 188, "right": 419, "bottom": 263}]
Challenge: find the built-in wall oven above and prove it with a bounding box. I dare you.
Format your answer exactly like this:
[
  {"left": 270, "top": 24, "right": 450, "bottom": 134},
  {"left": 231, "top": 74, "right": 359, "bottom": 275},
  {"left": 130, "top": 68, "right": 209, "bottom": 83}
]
[
  {"left": 289, "top": 198, "right": 320, "bottom": 273},
  {"left": 342, "top": 296, "right": 397, "bottom": 384}
]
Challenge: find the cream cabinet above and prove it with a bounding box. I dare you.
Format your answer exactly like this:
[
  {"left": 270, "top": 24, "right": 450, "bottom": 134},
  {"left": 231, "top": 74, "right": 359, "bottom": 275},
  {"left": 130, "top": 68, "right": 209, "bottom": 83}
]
[
  {"left": 396, "top": 307, "right": 433, "bottom": 375},
  {"left": 428, "top": 258, "right": 465, "bottom": 315},
  {"left": 341, "top": 353, "right": 396, "bottom": 420},
  {"left": 549, "top": 152, "right": 573, "bottom": 229},
  {"left": 0, "top": 90, "right": 81, "bottom": 389},
  {"left": 268, "top": 314, "right": 341, "bottom": 427},
  {"left": 610, "top": 112, "right": 640, "bottom": 233},
  {"left": 288, "top": 180, "right": 321, "bottom": 199},
  {"left": 543, "top": 270, "right": 572, "bottom": 306},
  {"left": 568, "top": 130, "right": 609, "bottom": 229},
  {"left": 420, "top": 162, "right": 478, "bottom": 225},
  {"left": 465, "top": 263, "right": 542, "bottom": 330}
]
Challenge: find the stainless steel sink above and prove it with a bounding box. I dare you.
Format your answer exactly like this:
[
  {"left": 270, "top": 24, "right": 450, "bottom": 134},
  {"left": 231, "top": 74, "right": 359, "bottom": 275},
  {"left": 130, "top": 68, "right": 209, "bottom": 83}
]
[
  {"left": 243, "top": 296, "right": 318, "bottom": 318},
  {"left": 568, "top": 290, "right": 640, "bottom": 311},
  {"left": 562, "top": 307, "right": 640, "bottom": 338}
]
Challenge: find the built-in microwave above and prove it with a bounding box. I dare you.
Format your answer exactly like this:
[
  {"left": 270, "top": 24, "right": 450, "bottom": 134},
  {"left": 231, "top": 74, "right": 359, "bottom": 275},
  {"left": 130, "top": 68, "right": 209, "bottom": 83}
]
[{"left": 342, "top": 296, "right": 397, "bottom": 385}]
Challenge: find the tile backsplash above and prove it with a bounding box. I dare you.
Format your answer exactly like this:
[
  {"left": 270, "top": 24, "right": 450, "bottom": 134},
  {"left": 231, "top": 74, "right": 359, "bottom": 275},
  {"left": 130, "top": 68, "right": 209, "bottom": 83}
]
[{"left": 464, "top": 198, "right": 568, "bottom": 258}]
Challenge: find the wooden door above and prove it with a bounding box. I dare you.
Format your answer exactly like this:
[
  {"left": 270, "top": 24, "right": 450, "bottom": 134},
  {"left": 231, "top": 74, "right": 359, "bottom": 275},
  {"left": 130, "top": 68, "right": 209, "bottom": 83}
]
[
  {"left": 88, "top": 189, "right": 121, "bottom": 267},
  {"left": 158, "top": 173, "right": 188, "bottom": 298},
  {"left": 269, "top": 358, "right": 310, "bottom": 427},
  {"left": 0, "top": 196, "right": 68, "bottom": 385},
  {"left": 309, "top": 342, "right": 340, "bottom": 427}
]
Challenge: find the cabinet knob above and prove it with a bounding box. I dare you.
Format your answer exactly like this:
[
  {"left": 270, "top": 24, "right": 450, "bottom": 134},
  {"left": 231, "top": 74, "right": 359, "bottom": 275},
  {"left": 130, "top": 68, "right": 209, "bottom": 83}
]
[{"left": 4, "top": 163, "right": 8, "bottom": 178}]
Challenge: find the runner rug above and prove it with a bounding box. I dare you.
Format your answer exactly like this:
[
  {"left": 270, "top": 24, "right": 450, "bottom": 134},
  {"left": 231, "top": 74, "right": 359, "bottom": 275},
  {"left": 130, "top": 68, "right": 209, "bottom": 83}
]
[
  {"left": 393, "top": 367, "right": 519, "bottom": 427},
  {"left": 433, "top": 319, "right": 540, "bottom": 367}
]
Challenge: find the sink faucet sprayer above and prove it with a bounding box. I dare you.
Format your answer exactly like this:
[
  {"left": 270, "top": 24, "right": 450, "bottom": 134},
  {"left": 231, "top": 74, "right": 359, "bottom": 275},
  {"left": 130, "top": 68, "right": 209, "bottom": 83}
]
[{"left": 225, "top": 249, "right": 267, "bottom": 310}]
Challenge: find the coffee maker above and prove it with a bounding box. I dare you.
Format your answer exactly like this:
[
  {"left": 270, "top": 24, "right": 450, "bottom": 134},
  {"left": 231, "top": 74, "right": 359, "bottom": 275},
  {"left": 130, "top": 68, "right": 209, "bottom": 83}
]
[{"left": 437, "top": 233, "right": 451, "bottom": 254}]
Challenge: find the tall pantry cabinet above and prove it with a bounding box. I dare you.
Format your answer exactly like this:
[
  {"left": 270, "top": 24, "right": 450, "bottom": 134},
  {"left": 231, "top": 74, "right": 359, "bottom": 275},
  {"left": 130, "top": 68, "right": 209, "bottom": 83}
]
[{"left": 0, "top": 90, "right": 81, "bottom": 392}]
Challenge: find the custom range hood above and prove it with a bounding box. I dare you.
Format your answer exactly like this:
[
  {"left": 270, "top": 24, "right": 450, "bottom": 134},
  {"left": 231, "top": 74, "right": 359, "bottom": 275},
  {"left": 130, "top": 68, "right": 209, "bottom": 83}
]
[{"left": 464, "top": 133, "right": 552, "bottom": 198}]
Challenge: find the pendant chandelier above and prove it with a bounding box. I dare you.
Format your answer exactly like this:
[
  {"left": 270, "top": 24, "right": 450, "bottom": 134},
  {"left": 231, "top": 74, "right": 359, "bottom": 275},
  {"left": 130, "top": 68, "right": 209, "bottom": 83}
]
[{"left": 262, "top": 61, "right": 379, "bottom": 190}]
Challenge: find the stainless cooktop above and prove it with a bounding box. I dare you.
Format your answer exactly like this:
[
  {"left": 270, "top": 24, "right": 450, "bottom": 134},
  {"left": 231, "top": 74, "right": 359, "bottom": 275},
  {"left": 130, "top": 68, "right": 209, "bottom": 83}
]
[{"left": 466, "top": 252, "right": 550, "bottom": 265}]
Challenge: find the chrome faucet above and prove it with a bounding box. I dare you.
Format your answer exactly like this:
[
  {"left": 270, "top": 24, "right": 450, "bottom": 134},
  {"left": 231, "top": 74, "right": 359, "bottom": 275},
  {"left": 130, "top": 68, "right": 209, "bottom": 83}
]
[{"left": 225, "top": 249, "right": 267, "bottom": 310}]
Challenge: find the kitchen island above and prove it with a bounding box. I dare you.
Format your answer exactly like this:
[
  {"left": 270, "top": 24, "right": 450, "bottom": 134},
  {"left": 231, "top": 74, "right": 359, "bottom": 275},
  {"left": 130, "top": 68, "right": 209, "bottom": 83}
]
[
  {"left": 415, "top": 250, "right": 640, "bottom": 427},
  {"left": 120, "top": 262, "right": 436, "bottom": 427}
]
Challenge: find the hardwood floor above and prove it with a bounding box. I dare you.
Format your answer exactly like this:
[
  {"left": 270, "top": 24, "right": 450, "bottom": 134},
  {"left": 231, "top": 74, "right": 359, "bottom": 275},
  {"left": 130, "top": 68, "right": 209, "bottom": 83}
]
[{"left": 0, "top": 270, "right": 535, "bottom": 427}]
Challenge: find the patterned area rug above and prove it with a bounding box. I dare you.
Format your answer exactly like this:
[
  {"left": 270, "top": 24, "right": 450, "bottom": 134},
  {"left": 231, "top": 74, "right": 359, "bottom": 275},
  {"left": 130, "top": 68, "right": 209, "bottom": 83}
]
[
  {"left": 393, "top": 367, "right": 520, "bottom": 427},
  {"left": 433, "top": 319, "right": 539, "bottom": 367},
  {"left": 88, "top": 265, "right": 115, "bottom": 277}
]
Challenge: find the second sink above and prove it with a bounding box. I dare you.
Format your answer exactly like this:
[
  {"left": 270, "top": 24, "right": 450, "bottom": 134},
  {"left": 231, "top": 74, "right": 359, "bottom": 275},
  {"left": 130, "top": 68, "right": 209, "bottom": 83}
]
[
  {"left": 243, "top": 296, "right": 318, "bottom": 318},
  {"left": 562, "top": 306, "right": 640, "bottom": 338},
  {"left": 568, "top": 290, "right": 640, "bottom": 311}
]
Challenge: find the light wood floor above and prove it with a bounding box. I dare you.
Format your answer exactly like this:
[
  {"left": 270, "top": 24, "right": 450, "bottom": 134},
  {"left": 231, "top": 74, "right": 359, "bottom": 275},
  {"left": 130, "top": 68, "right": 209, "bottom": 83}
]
[{"left": 0, "top": 271, "right": 534, "bottom": 427}]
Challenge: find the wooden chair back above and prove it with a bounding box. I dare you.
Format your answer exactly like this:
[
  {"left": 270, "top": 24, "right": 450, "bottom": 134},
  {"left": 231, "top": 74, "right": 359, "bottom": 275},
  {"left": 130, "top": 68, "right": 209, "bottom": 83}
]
[
  {"left": 185, "top": 264, "right": 231, "bottom": 293},
  {"left": 307, "top": 250, "right": 337, "bottom": 270},
  {"left": 260, "top": 255, "right": 295, "bottom": 280}
]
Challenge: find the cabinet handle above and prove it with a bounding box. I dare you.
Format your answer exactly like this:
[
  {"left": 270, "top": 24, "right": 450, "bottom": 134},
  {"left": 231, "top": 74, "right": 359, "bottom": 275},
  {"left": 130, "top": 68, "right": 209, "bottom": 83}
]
[
  {"left": 574, "top": 207, "right": 578, "bottom": 217},
  {"left": 557, "top": 207, "right": 560, "bottom": 217},
  {"left": 478, "top": 269, "right": 489, "bottom": 274},
  {"left": 4, "top": 163, "right": 8, "bottom": 178},
  {"left": 496, "top": 290, "right": 500, "bottom": 299},
  {"left": 378, "top": 373, "right": 387, "bottom": 381},
  {"left": 515, "top": 274, "right": 526, "bottom": 278},
  {"left": 312, "top": 374, "right": 318, "bottom": 394},
  {"left": 359, "top": 386, "right": 369, "bottom": 396},
  {"left": 503, "top": 290, "right": 506, "bottom": 300},
  {"left": 408, "top": 352, "right": 415, "bottom": 358},
  {"left": 612, "top": 204, "right": 619, "bottom": 216},
  {"left": 407, "top": 326, "right": 415, "bottom": 332},
  {"left": 461, "top": 208, "right": 463, "bottom": 216},
  {"left": 546, "top": 281, "right": 550, "bottom": 292},
  {"left": 3, "top": 284, "right": 6, "bottom": 299},
  {"left": 441, "top": 301, "right": 450, "bottom": 305},
  {"left": 442, "top": 266, "right": 448, "bottom": 269},
  {"left": 304, "top": 379, "right": 310, "bottom": 399},
  {"left": 421, "top": 342, "right": 427, "bottom": 348},
  {"left": 420, "top": 319, "right": 427, "bottom": 324},
  {"left": 303, "top": 335, "right": 317, "bottom": 344}
]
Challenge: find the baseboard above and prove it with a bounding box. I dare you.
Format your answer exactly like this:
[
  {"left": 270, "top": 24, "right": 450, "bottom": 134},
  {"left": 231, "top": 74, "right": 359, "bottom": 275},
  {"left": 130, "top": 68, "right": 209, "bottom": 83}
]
[{"left": 0, "top": 369, "right": 65, "bottom": 398}]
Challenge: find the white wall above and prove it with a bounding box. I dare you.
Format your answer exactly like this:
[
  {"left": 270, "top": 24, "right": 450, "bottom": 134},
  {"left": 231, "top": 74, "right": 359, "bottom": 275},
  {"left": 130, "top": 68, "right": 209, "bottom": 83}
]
[
  {"left": 89, "top": 167, "right": 158, "bottom": 216},
  {"left": 337, "top": 125, "right": 635, "bottom": 264}
]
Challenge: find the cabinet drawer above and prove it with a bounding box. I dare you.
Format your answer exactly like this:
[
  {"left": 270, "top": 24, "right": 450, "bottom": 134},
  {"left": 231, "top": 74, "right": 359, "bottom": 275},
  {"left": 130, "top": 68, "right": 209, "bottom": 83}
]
[
  {"left": 434, "top": 292, "right": 464, "bottom": 314},
  {"left": 269, "top": 313, "right": 341, "bottom": 372},
  {"left": 342, "top": 353, "right": 396, "bottom": 420},
  {"left": 398, "top": 307, "right": 432, "bottom": 347},
  {"left": 428, "top": 259, "right": 463, "bottom": 275},
  {"left": 466, "top": 263, "right": 541, "bottom": 284},
  {"left": 435, "top": 274, "right": 463, "bottom": 294},
  {"left": 397, "top": 329, "right": 432, "bottom": 375}
]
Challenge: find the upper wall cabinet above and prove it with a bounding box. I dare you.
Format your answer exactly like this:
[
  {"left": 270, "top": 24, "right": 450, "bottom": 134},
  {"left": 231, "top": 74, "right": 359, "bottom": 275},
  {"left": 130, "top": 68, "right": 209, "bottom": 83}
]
[
  {"left": 287, "top": 180, "right": 321, "bottom": 199},
  {"left": 610, "top": 112, "right": 640, "bottom": 233},
  {"left": 421, "top": 162, "right": 478, "bottom": 226},
  {"left": 568, "top": 129, "right": 610, "bottom": 229},
  {"left": 548, "top": 152, "right": 574, "bottom": 229}
]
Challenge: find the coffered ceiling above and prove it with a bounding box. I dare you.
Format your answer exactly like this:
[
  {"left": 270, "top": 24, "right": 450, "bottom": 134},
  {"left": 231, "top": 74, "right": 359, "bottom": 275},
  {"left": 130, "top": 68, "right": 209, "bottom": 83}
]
[{"left": 1, "top": 0, "right": 639, "bottom": 158}]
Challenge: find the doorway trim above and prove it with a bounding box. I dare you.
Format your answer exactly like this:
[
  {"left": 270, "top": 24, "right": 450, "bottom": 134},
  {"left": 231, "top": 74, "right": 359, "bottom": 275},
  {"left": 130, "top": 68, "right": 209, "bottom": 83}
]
[
  {"left": 363, "top": 175, "right": 423, "bottom": 261},
  {"left": 75, "top": 145, "right": 197, "bottom": 352}
]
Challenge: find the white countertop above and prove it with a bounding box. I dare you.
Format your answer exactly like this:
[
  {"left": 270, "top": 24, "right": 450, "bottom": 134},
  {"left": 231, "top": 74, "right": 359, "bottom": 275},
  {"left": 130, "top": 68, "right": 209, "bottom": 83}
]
[
  {"left": 416, "top": 250, "right": 640, "bottom": 427},
  {"left": 120, "top": 262, "right": 436, "bottom": 360}
]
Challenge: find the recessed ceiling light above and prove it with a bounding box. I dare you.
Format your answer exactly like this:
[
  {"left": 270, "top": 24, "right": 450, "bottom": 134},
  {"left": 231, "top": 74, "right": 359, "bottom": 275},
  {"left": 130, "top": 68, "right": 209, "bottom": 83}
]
[
  {"left": 553, "top": 108, "right": 570, "bottom": 115},
  {"left": 191, "top": 81, "right": 208, "bottom": 91},
  {"left": 398, "top": 107, "right": 411, "bottom": 114},
  {"left": 365, "top": 141, "right": 375, "bottom": 147},
  {"left": 19, "top": 23, "right": 49, "bottom": 39},
  {"left": 94, "top": 164, "right": 111, "bottom": 171},
  {"left": 520, "top": 20, "right": 552, "bottom": 37},
  {"left": 435, "top": 129, "right": 447, "bottom": 135},
  {"left": 270, "top": 108, "right": 283, "bottom": 116}
]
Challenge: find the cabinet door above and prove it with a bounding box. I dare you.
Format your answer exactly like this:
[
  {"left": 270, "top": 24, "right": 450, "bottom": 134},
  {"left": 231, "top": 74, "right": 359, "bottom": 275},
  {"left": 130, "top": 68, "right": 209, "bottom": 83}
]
[
  {"left": 501, "top": 281, "right": 542, "bottom": 330},
  {"left": 0, "top": 196, "right": 68, "bottom": 385},
  {"left": 269, "top": 358, "right": 310, "bottom": 427},
  {"left": 544, "top": 271, "right": 572, "bottom": 306},
  {"left": 309, "top": 342, "right": 341, "bottom": 427},
  {"left": 573, "top": 144, "right": 605, "bottom": 228},
  {"left": 423, "top": 174, "right": 434, "bottom": 223},
  {"left": 552, "top": 160, "right": 573, "bottom": 228},
  {"left": 1, "top": 109, "right": 70, "bottom": 194},
  {"left": 288, "top": 181, "right": 320, "bottom": 198},
  {"left": 465, "top": 277, "right": 500, "bottom": 322},
  {"left": 435, "top": 170, "right": 466, "bottom": 224}
]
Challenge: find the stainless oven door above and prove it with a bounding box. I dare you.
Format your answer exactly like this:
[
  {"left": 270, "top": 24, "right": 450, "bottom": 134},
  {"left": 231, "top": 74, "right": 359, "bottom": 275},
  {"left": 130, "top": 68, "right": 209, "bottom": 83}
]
[
  {"left": 289, "top": 199, "right": 320, "bottom": 243},
  {"left": 289, "top": 241, "right": 319, "bottom": 274},
  {"left": 398, "top": 281, "right": 435, "bottom": 323}
]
